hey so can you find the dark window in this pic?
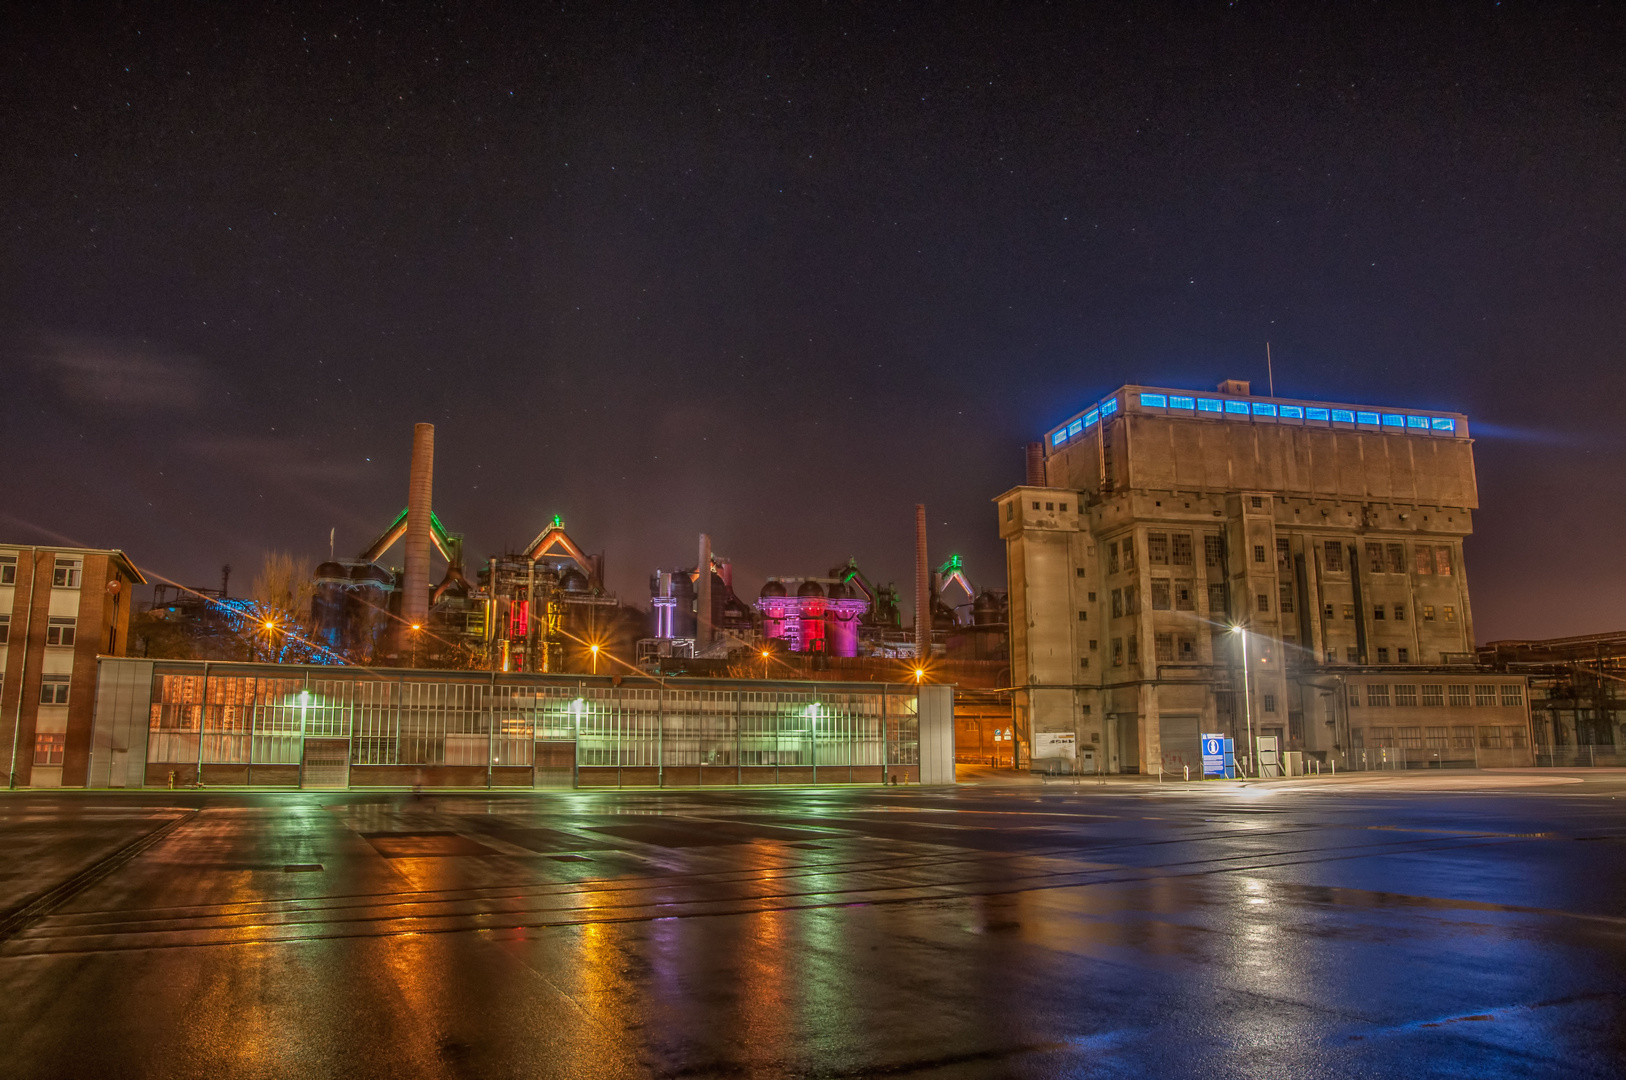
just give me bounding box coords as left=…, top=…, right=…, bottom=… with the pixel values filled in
left=0, top=555, right=15, bottom=585
left=1127, top=635, right=1138, bottom=663
left=1032, top=501, right=1040, bottom=510
left=1155, top=633, right=1175, bottom=661
left=38, top=676, right=69, bottom=705
left=1324, top=541, right=1345, bottom=572
left=1077, top=610, right=1088, bottom=622
left=1377, top=647, right=1390, bottom=663
left=1346, top=646, right=1359, bottom=662
left=1251, top=496, right=1263, bottom=508
left=1058, top=502, right=1067, bottom=512
left=1278, top=585, right=1294, bottom=614
left=1079, top=657, right=1090, bottom=669
left=1076, top=567, right=1086, bottom=578
left=1087, top=591, right=1096, bottom=601
left=1208, top=583, right=1228, bottom=615
left=1111, top=589, right=1123, bottom=619
left=1203, top=535, right=1225, bottom=570
left=0, top=615, right=8, bottom=645
left=1122, top=537, right=1136, bottom=570
left=1175, top=581, right=1195, bottom=611
left=1373, top=606, right=1385, bottom=621
left=1366, top=542, right=1384, bottom=573
left=1171, top=534, right=1194, bottom=566
left=46, top=617, right=76, bottom=646
left=1263, top=694, right=1277, bottom=714
left=1256, top=592, right=1269, bottom=613
left=52, top=559, right=82, bottom=588
left=1178, top=637, right=1196, bottom=660
left=1108, top=542, right=1119, bottom=574
left=1045, top=502, right=1054, bottom=511
left=1124, top=585, right=1139, bottom=614
left=1088, top=639, right=1097, bottom=650
left=1393, top=603, right=1405, bottom=622
left=1253, top=544, right=1266, bottom=563
left=1277, top=538, right=1291, bottom=568
left=1324, top=603, right=1335, bottom=619
left=1148, top=532, right=1169, bottom=564
left=1151, top=580, right=1171, bottom=610
left=1397, top=647, right=1409, bottom=663
left=1386, top=544, right=1406, bottom=574
left=1005, top=503, right=1013, bottom=521
left=1112, top=638, right=1124, bottom=666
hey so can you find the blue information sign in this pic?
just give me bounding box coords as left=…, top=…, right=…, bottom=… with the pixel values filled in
left=1201, top=733, right=1239, bottom=778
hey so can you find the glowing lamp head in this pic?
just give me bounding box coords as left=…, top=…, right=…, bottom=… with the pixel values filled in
left=590, top=644, right=600, bottom=654
left=264, top=621, right=276, bottom=631
left=411, top=623, right=421, bottom=631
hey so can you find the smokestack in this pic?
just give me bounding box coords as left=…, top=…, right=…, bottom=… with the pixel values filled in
left=1025, top=442, right=1046, bottom=486
left=401, top=422, right=434, bottom=650
left=696, top=533, right=713, bottom=650
left=914, top=504, right=930, bottom=662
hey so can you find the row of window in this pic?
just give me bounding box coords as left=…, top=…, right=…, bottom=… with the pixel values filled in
left=1352, top=725, right=1526, bottom=750
left=0, top=555, right=83, bottom=588
left=1322, top=541, right=1451, bottom=576
left=0, top=616, right=78, bottom=647
left=1048, top=394, right=1459, bottom=446
left=1351, top=683, right=1523, bottom=708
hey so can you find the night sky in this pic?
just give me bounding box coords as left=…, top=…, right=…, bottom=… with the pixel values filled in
left=3, top=3, right=1623, bottom=641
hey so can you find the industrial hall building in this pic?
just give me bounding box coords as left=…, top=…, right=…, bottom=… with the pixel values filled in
left=997, top=379, right=1533, bottom=775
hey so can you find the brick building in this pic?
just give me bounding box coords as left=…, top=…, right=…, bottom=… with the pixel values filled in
left=0, top=546, right=145, bottom=787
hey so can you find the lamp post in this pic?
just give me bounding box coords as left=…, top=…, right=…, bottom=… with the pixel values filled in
left=1232, top=625, right=1256, bottom=777
left=590, top=643, right=600, bottom=675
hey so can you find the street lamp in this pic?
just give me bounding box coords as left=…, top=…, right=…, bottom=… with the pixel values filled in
left=590, top=643, right=600, bottom=674
left=1231, top=625, right=1256, bottom=777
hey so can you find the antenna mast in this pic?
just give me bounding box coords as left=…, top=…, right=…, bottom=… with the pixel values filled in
left=1266, top=342, right=1275, bottom=397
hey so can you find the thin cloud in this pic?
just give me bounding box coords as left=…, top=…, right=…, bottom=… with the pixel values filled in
left=41, top=333, right=210, bottom=411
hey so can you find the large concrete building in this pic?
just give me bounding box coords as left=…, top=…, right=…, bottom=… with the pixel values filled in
left=0, top=545, right=145, bottom=787
left=999, top=380, right=1531, bottom=774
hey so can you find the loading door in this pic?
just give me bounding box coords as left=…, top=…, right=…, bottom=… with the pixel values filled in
left=300, top=738, right=351, bottom=789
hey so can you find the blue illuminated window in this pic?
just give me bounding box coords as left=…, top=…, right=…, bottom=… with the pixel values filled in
left=1139, top=393, right=1168, bottom=408
left=1197, top=398, right=1223, bottom=413
left=1405, top=415, right=1428, bottom=429
left=1052, top=430, right=1067, bottom=446
left=1278, top=405, right=1303, bottom=419
left=1069, top=419, right=1083, bottom=436
left=1356, top=411, right=1380, bottom=425
left=1084, top=409, right=1100, bottom=426
left=1224, top=400, right=1250, bottom=415
left=1331, top=409, right=1355, bottom=424
left=1252, top=402, right=1277, bottom=417
left=1381, top=414, right=1404, bottom=427
left=1431, top=417, right=1455, bottom=432
left=1100, top=398, right=1118, bottom=416
left=1170, top=395, right=1196, bottom=410
left=1306, top=407, right=1330, bottom=421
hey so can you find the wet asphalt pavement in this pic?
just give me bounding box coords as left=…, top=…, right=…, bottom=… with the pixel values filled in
left=0, top=772, right=1623, bottom=1079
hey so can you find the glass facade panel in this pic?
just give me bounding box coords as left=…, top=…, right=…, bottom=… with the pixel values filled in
left=142, top=664, right=918, bottom=778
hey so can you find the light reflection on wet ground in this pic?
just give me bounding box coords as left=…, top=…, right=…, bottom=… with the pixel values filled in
left=0, top=776, right=1623, bottom=1078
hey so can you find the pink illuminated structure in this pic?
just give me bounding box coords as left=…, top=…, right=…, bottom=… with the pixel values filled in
left=755, top=577, right=869, bottom=657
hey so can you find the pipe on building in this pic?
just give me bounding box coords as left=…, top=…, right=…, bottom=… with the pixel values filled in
left=914, top=505, right=930, bottom=661
left=401, top=423, right=434, bottom=651
left=1025, top=442, right=1046, bottom=486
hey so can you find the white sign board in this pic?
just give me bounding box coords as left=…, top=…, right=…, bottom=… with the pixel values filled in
left=1033, top=731, right=1077, bottom=759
